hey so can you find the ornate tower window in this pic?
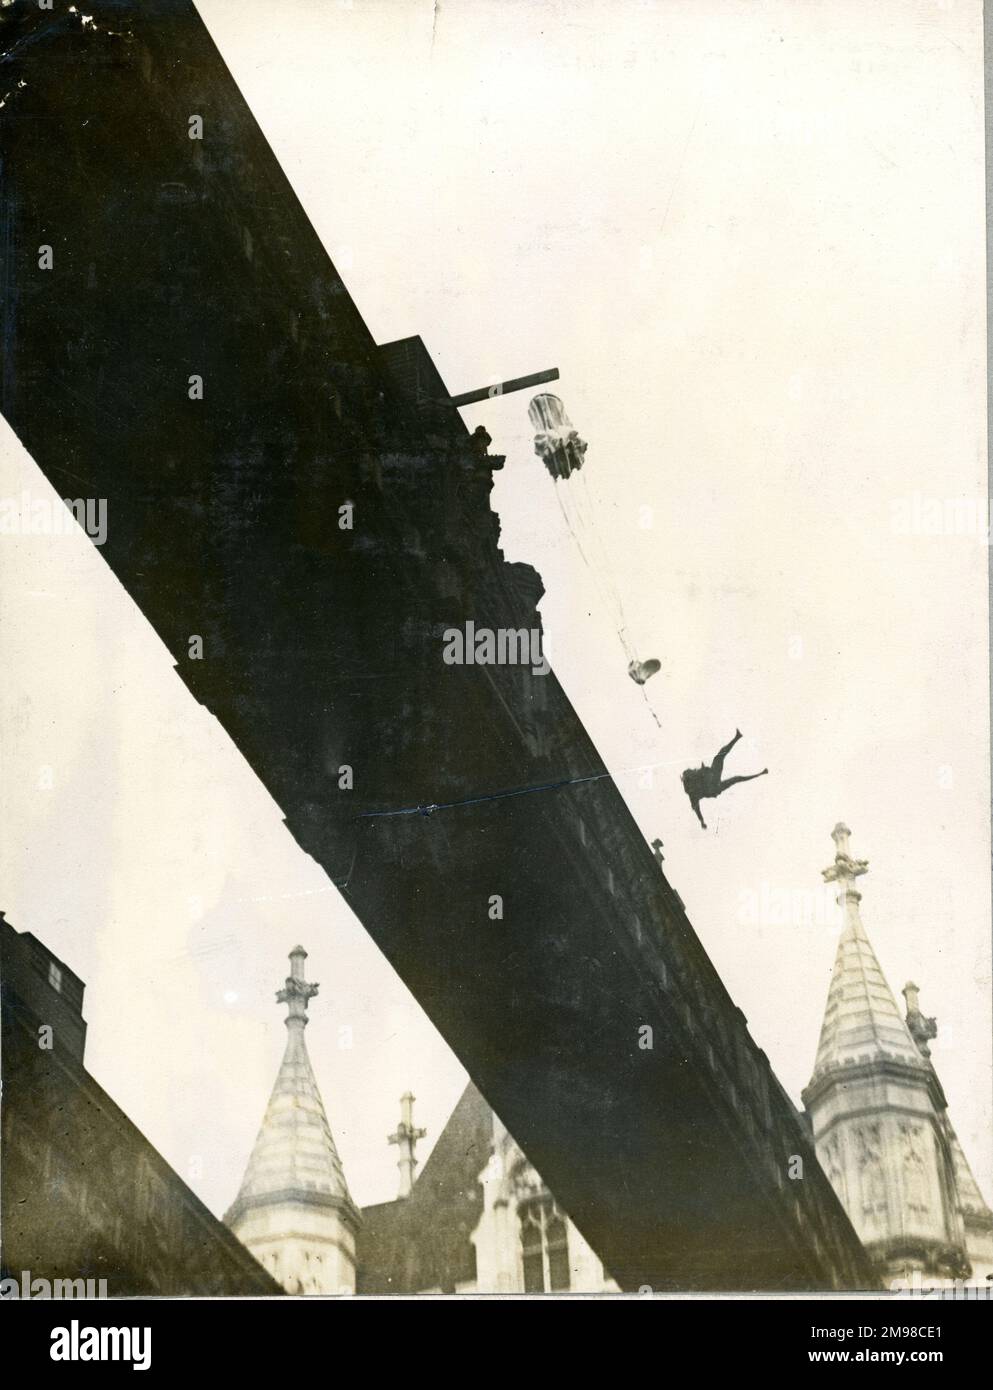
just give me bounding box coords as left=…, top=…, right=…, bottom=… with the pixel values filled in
left=855, top=1125, right=888, bottom=1232
left=519, top=1195, right=570, bottom=1292
left=824, top=1134, right=848, bottom=1209
left=899, top=1124, right=931, bottom=1216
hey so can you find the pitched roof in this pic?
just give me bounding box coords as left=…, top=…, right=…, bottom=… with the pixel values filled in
left=945, top=1122, right=993, bottom=1224
left=356, top=1082, right=493, bottom=1293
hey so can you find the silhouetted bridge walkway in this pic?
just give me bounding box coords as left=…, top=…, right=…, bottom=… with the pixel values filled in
left=0, top=1, right=876, bottom=1290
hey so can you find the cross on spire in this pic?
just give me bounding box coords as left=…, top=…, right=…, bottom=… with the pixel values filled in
left=388, top=1091, right=427, bottom=1198
left=276, top=944, right=319, bottom=1028
left=822, top=822, right=869, bottom=906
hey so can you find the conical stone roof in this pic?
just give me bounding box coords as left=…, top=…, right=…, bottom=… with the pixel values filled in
left=812, top=905, right=926, bottom=1078
left=809, top=825, right=927, bottom=1083
left=225, top=946, right=356, bottom=1226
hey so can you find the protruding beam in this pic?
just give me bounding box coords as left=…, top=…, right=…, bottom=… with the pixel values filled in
left=450, top=368, right=559, bottom=408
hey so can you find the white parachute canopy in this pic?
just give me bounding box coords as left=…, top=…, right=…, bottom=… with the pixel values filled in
left=529, top=392, right=587, bottom=480
left=529, top=393, right=661, bottom=692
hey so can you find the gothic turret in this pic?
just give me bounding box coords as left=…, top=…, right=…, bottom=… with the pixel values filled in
left=224, top=947, right=360, bottom=1294
left=802, top=825, right=974, bottom=1284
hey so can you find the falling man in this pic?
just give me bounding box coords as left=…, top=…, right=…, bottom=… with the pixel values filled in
left=680, top=729, right=768, bottom=830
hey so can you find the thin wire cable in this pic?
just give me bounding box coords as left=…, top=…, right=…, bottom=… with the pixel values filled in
left=551, top=469, right=663, bottom=728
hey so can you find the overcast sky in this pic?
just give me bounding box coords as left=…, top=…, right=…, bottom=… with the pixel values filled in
left=1, top=0, right=989, bottom=1220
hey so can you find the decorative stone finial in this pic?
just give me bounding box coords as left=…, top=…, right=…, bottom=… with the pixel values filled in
left=823, top=822, right=869, bottom=904
left=903, top=981, right=938, bottom=1057
left=388, top=1091, right=427, bottom=1198
left=276, top=946, right=319, bottom=1028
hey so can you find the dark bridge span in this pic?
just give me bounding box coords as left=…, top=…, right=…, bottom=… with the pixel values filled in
left=0, top=2, right=875, bottom=1290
